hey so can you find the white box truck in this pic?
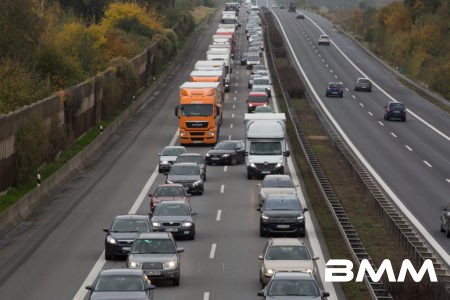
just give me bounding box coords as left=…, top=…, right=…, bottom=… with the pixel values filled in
left=244, top=113, right=290, bottom=179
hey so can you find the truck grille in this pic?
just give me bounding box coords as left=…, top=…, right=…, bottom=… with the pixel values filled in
left=254, top=163, right=277, bottom=171
left=186, top=121, right=208, bottom=128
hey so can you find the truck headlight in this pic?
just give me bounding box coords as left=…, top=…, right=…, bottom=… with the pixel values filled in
left=164, top=260, right=177, bottom=269
left=128, top=261, right=142, bottom=268
left=182, top=222, right=193, bottom=227
left=208, top=131, right=215, bottom=136
left=180, top=132, right=187, bottom=137
left=275, top=163, right=282, bottom=168
left=106, top=235, right=117, bottom=244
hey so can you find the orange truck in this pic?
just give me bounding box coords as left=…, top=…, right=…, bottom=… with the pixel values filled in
left=190, top=70, right=227, bottom=98
left=175, top=82, right=222, bottom=145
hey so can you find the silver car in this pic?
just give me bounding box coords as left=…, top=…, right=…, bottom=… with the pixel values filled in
left=258, top=238, right=318, bottom=286
left=252, top=76, right=271, bottom=97
left=258, top=174, right=297, bottom=206
left=127, top=232, right=184, bottom=286
left=158, top=146, right=186, bottom=173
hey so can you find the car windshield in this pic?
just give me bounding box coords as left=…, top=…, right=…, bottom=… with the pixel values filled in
left=329, top=84, right=341, bottom=89
left=154, top=186, right=186, bottom=197
left=180, top=104, right=213, bottom=116
left=249, top=95, right=267, bottom=103
left=176, top=155, right=205, bottom=164
left=248, top=55, right=260, bottom=61
left=390, top=103, right=404, bottom=109
left=170, top=165, right=199, bottom=175
left=268, top=279, right=319, bottom=296
left=110, top=219, right=150, bottom=232
left=154, top=204, right=190, bottom=216
left=253, top=78, right=270, bottom=85
left=264, top=198, right=301, bottom=211
left=95, top=275, right=144, bottom=291
left=250, top=142, right=281, bottom=155
left=358, top=78, right=370, bottom=83
left=263, top=177, right=294, bottom=188
left=131, top=238, right=175, bottom=254
left=162, top=147, right=185, bottom=156
left=266, top=246, right=311, bottom=260
left=214, top=142, right=237, bottom=150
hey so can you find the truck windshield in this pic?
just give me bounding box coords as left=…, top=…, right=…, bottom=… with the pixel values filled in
left=181, top=104, right=213, bottom=116
left=250, top=142, right=282, bottom=155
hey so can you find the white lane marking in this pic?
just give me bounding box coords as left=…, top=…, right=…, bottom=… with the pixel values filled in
left=345, top=88, right=349, bottom=92
left=209, top=244, right=217, bottom=259
left=204, top=292, right=210, bottom=300
left=220, top=184, right=225, bottom=193
left=368, top=111, right=373, bottom=117
left=216, top=210, right=222, bottom=221
left=330, top=69, right=333, bottom=73
left=405, top=145, right=413, bottom=151
left=230, top=123, right=233, bottom=128
left=390, top=132, right=397, bottom=138
left=234, top=90, right=238, bottom=94
left=228, top=134, right=231, bottom=140
left=424, top=160, right=432, bottom=168
left=325, top=64, right=329, bottom=68
left=233, top=104, right=236, bottom=109
left=446, top=179, right=450, bottom=183
left=334, top=75, right=338, bottom=79
left=359, top=102, right=364, bottom=107
left=378, top=121, right=384, bottom=126
left=234, top=96, right=237, bottom=101
left=232, top=113, right=235, bottom=118
left=224, top=165, right=228, bottom=172
left=351, top=95, right=356, bottom=99
left=73, top=131, right=179, bottom=299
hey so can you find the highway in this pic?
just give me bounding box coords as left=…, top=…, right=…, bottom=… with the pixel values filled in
left=1, top=3, right=448, bottom=300
left=0, top=6, right=338, bottom=300
left=270, top=7, right=450, bottom=259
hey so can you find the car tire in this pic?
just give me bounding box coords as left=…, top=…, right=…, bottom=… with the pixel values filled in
left=402, top=117, right=406, bottom=122
left=298, top=230, right=306, bottom=238
left=173, top=278, right=180, bottom=286
left=259, top=227, right=265, bottom=237
left=339, top=94, right=343, bottom=98
left=247, top=171, right=252, bottom=179
left=189, top=233, right=195, bottom=240
left=105, top=252, right=113, bottom=260
left=440, top=225, right=445, bottom=232
left=446, top=227, right=450, bottom=238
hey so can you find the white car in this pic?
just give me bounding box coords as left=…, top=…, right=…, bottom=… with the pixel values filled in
left=258, top=174, right=297, bottom=206
left=318, top=34, right=330, bottom=45
left=252, top=76, right=272, bottom=97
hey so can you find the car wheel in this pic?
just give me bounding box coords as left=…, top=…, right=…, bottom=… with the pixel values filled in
left=446, top=227, right=450, bottom=238
left=384, top=115, right=389, bottom=121
left=402, top=117, right=406, bottom=122
left=203, top=174, right=206, bottom=182
left=339, top=94, right=343, bottom=98
left=247, top=171, right=252, bottom=179
left=105, top=252, right=113, bottom=260
left=189, top=233, right=195, bottom=240
left=298, top=230, right=306, bottom=237
left=173, top=278, right=180, bottom=286
left=440, top=225, right=445, bottom=232
left=259, top=227, right=265, bottom=237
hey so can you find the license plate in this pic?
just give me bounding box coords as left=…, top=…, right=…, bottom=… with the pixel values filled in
left=261, top=171, right=271, bottom=174
left=393, top=111, right=400, bottom=113
left=193, top=141, right=201, bottom=144
left=145, top=271, right=161, bottom=276
left=166, top=228, right=178, bottom=232
left=122, top=247, right=131, bottom=252
left=212, top=157, right=220, bottom=160
left=277, top=224, right=290, bottom=229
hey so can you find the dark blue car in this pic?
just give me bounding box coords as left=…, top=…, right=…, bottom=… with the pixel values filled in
left=384, top=101, right=406, bottom=122
left=325, top=82, right=343, bottom=98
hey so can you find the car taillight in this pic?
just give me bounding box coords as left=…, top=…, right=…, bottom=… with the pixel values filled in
left=340, top=87, right=343, bottom=91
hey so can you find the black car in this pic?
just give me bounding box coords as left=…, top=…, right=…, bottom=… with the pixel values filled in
left=384, top=101, right=406, bottom=121
left=241, top=52, right=248, bottom=65
left=205, top=140, right=246, bottom=165
left=257, top=194, right=308, bottom=237
left=325, top=82, right=343, bottom=98
left=354, top=77, right=372, bottom=92
left=86, top=268, right=155, bottom=300
left=175, top=153, right=207, bottom=181
left=150, top=200, right=197, bottom=240
left=166, top=162, right=204, bottom=195
left=103, top=215, right=152, bottom=260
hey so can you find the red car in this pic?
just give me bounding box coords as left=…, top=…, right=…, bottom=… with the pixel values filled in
left=247, top=91, right=269, bottom=113
left=148, top=183, right=190, bottom=212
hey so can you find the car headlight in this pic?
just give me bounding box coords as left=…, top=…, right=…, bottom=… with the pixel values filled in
left=205, top=153, right=210, bottom=157
left=166, top=180, right=174, bottom=184
left=297, top=215, right=305, bottom=222
left=222, top=153, right=230, bottom=157
left=164, top=260, right=177, bottom=268
left=106, top=235, right=117, bottom=244
left=250, top=162, right=256, bottom=168
left=275, top=163, right=282, bottom=168
left=261, top=214, right=269, bottom=220
left=152, top=222, right=161, bottom=227
left=265, top=269, right=274, bottom=276
left=307, top=269, right=313, bottom=274
left=128, top=261, right=142, bottom=268
left=160, top=160, right=169, bottom=164
left=193, top=180, right=202, bottom=187
left=182, top=222, right=193, bottom=227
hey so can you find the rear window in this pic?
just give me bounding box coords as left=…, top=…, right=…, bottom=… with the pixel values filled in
left=390, top=103, right=405, bottom=109
left=249, top=95, right=268, bottom=103
left=263, top=177, right=294, bottom=188
left=358, top=78, right=371, bottom=83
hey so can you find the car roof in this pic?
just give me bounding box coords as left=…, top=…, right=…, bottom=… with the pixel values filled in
left=328, top=82, right=342, bottom=85
left=272, top=271, right=314, bottom=280
left=158, top=200, right=189, bottom=206
left=171, top=162, right=199, bottom=167
left=267, top=237, right=305, bottom=246
left=178, top=153, right=202, bottom=157
left=263, top=174, right=293, bottom=182
left=99, top=268, right=145, bottom=276
left=155, top=183, right=185, bottom=188
left=266, top=194, right=300, bottom=201
left=217, top=139, right=244, bottom=143
left=163, top=145, right=185, bottom=150
left=136, top=232, right=172, bottom=239
left=114, top=215, right=150, bottom=220
left=249, top=92, right=268, bottom=96
left=320, top=34, right=329, bottom=38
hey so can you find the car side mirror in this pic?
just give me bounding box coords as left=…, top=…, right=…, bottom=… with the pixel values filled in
left=216, top=106, right=221, bottom=116
left=148, top=193, right=153, bottom=197
left=103, top=228, right=109, bottom=233
left=257, top=207, right=261, bottom=212
left=257, top=254, right=263, bottom=260
left=313, top=256, right=320, bottom=260
left=322, top=291, right=330, bottom=298
left=147, top=284, right=156, bottom=290
left=174, top=105, right=179, bottom=118
left=157, top=153, right=161, bottom=156
left=192, top=211, right=198, bottom=216
left=303, top=208, right=308, bottom=213
left=284, top=150, right=290, bottom=157
left=85, top=286, right=93, bottom=291
left=177, top=247, right=185, bottom=253
left=257, top=290, right=265, bottom=296
left=187, top=193, right=192, bottom=197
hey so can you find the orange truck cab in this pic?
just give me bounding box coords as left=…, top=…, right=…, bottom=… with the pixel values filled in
left=175, top=82, right=222, bottom=145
